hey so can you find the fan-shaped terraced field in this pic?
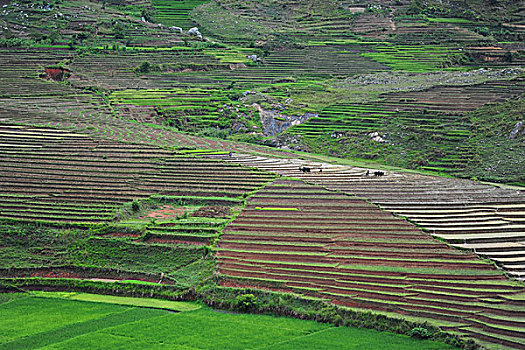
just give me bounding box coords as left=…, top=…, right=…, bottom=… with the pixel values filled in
left=215, top=153, right=525, bottom=282
left=217, top=179, right=525, bottom=349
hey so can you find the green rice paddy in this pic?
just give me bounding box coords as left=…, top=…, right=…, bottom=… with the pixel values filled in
left=0, top=294, right=457, bottom=349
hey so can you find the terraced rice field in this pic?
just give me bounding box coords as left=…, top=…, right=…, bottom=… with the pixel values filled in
left=0, top=123, right=274, bottom=224
left=152, top=0, right=209, bottom=29
left=143, top=217, right=226, bottom=246
left=110, top=87, right=248, bottom=130
left=217, top=178, right=525, bottom=349
left=192, top=0, right=361, bottom=45
left=288, top=77, right=525, bottom=173
left=0, top=0, right=184, bottom=47
left=1, top=1, right=524, bottom=348
left=0, top=48, right=295, bottom=159
left=391, top=18, right=485, bottom=45
left=0, top=123, right=275, bottom=283
left=218, top=154, right=525, bottom=281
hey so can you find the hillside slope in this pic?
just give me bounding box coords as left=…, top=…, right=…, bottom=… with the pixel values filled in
left=0, top=1, right=524, bottom=349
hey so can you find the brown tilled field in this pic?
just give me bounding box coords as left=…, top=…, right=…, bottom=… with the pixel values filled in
left=217, top=179, right=525, bottom=349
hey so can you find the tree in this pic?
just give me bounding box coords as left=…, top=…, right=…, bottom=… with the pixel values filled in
left=113, top=21, right=125, bottom=39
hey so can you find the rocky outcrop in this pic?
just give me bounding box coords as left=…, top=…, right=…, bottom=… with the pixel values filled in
left=188, top=27, right=203, bottom=40
left=247, top=54, right=261, bottom=63
left=368, top=131, right=387, bottom=143
left=254, top=103, right=316, bottom=136
left=169, top=26, right=183, bottom=33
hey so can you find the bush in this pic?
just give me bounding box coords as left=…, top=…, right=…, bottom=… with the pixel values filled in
left=408, top=326, right=432, bottom=339
left=131, top=201, right=140, bottom=212
left=113, top=22, right=125, bottom=39
left=135, top=61, right=160, bottom=74
left=234, top=293, right=259, bottom=312
left=406, top=0, right=423, bottom=15
left=0, top=37, right=32, bottom=48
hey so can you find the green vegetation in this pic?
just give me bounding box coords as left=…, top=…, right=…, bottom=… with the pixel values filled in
left=110, top=87, right=260, bottom=134
left=32, top=292, right=201, bottom=311
left=0, top=224, right=203, bottom=275
left=0, top=294, right=459, bottom=349
left=152, top=0, right=209, bottom=28
left=464, top=96, right=525, bottom=183
left=74, top=236, right=203, bottom=274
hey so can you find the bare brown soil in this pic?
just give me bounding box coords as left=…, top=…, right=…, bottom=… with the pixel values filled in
left=138, top=205, right=186, bottom=220
left=192, top=206, right=231, bottom=218
left=217, top=179, right=525, bottom=344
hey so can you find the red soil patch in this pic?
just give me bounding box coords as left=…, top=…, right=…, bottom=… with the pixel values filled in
left=144, top=237, right=206, bottom=246
left=103, top=232, right=141, bottom=238
left=192, top=206, right=230, bottom=218
left=30, top=271, right=83, bottom=279
left=40, top=67, right=70, bottom=81
left=138, top=205, right=185, bottom=219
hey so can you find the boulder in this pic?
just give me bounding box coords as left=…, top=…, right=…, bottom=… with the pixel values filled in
left=188, top=27, right=203, bottom=40
left=510, top=121, right=524, bottom=139
left=169, top=26, right=183, bottom=33
left=247, top=54, right=260, bottom=62
left=368, top=131, right=387, bottom=143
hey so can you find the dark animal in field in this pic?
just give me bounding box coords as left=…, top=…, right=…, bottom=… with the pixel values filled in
left=299, top=166, right=311, bottom=173
left=374, top=171, right=385, bottom=177
left=365, top=170, right=370, bottom=176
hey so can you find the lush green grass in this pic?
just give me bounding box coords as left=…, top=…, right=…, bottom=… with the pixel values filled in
left=0, top=224, right=209, bottom=281
left=0, top=296, right=167, bottom=350
left=0, top=296, right=134, bottom=345
left=260, top=326, right=452, bottom=350
left=0, top=295, right=458, bottom=349
left=426, top=17, right=474, bottom=24
left=32, top=292, right=201, bottom=312
left=361, top=45, right=466, bottom=72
